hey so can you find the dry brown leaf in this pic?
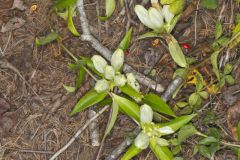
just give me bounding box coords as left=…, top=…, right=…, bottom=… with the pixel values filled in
left=1, top=17, right=26, bottom=32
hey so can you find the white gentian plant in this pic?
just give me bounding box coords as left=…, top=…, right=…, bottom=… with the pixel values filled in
left=135, top=0, right=188, bottom=68
left=63, top=29, right=196, bottom=160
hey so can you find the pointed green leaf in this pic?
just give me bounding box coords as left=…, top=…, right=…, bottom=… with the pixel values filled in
left=119, top=84, right=143, bottom=101
left=156, top=114, right=196, bottom=132
left=70, top=89, right=108, bottom=116
left=104, top=100, right=119, bottom=138
left=76, top=67, right=86, bottom=88
left=99, top=0, right=116, bottom=21
left=149, top=138, right=173, bottom=160
left=67, top=6, right=80, bottom=36
left=144, top=93, right=175, bottom=117
left=211, top=51, right=220, bottom=80
left=121, top=144, right=142, bottom=160
left=215, top=20, right=222, bottom=39
left=119, top=28, right=132, bottom=51
left=167, top=35, right=187, bottom=67
left=112, top=93, right=140, bottom=122
left=178, top=124, right=197, bottom=144
left=199, top=137, right=218, bottom=145
left=137, top=32, right=162, bottom=40
left=35, top=32, right=58, bottom=46
left=63, top=85, right=76, bottom=93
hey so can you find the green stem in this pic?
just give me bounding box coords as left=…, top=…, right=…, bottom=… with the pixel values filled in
left=60, top=43, right=98, bottom=81
left=60, top=43, right=78, bottom=62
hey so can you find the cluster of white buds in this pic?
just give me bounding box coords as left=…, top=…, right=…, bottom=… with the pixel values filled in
left=134, top=104, right=174, bottom=149
left=91, top=48, right=140, bottom=93
left=134, top=0, right=176, bottom=33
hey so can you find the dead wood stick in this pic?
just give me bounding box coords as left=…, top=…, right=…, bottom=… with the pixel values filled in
left=49, top=105, right=110, bottom=160
left=76, top=0, right=164, bottom=93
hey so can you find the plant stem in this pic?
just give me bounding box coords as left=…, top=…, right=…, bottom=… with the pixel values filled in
left=60, top=43, right=99, bottom=81
left=60, top=43, right=78, bottom=62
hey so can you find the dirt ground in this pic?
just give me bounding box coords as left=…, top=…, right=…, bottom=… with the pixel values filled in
left=0, top=0, right=240, bottom=159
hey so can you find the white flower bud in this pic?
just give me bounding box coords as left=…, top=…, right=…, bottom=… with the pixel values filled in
left=134, top=132, right=150, bottom=149
left=148, top=7, right=164, bottom=30
left=162, top=5, right=174, bottom=24
left=158, top=126, right=174, bottom=134
left=111, top=49, right=124, bottom=71
left=134, top=5, right=156, bottom=30
left=91, top=55, right=107, bottom=73
left=114, top=74, right=127, bottom=87
left=126, top=73, right=140, bottom=91
left=94, top=79, right=109, bottom=93
left=140, top=104, right=153, bottom=123
left=104, top=65, right=115, bottom=80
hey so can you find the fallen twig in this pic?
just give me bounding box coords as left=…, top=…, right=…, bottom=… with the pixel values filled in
left=49, top=105, right=110, bottom=160
left=76, top=0, right=164, bottom=93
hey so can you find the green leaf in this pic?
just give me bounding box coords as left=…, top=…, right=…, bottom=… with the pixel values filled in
left=225, top=75, right=235, bottom=85
left=119, top=84, right=143, bottom=101
left=67, top=6, right=80, bottom=36
left=198, top=145, right=212, bottom=159
left=237, top=122, right=240, bottom=142
left=165, top=14, right=181, bottom=33
left=144, top=93, right=175, bottom=117
left=99, top=0, right=116, bottom=20
left=211, top=51, right=220, bottom=80
left=174, top=101, right=188, bottom=108
left=103, top=100, right=119, bottom=138
left=137, top=32, right=162, bottom=40
left=70, top=89, right=108, bottom=116
left=149, top=138, right=173, bottom=160
left=215, top=20, right=222, bottom=39
left=119, top=28, right=132, bottom=52
left=201, top=0, right=218, bottom=10
left=199, top=137, right=218, bottom=145
left=169, top=0, right=185, bottom=15
left=76, top=67, right=86, bottom=88
left=178, top=124, right=197, bottom=144
left=98, top=98, right=112, bottom=107
left=224, top=63, right=233, bottom=75
left=112, top=93, right=140, bottom=122
left=188, top=93, right=202, bottom=106
left=167, top=35, right=187, bottom=67
left=232, top=22, right=240, bottom=36
left=156, top=114, right=196, bottom=132
left=208, top=128, right=221, bottom=140
left=35, top=32, right=58, bottom=46
left=63, top=85, right=76, bottom=93
left=173, top=68, right=187, bottom=79
left=53, top=0, right=76, bottom=9
left=198, top=91, right=208, bottom=99
left=121, top=144, right=142, bottom=160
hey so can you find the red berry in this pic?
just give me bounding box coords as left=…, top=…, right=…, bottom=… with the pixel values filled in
left=181, top=43, right=191, bottom=49
left=124, top=49, right=130, bottom=56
